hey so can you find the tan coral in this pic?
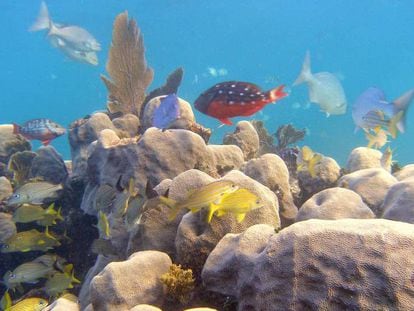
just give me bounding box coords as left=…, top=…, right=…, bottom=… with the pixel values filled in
left=101, top=11, right=154, bottom=116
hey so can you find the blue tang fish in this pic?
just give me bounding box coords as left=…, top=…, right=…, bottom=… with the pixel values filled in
left=152, top=94, right=181, bottom=129
left=352, top=87, right=414, bottom=138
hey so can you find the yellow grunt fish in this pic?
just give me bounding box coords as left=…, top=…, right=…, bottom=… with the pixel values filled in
left=207, top=188, right=264, bottom=223
left=45, top=264, right=81, bottom=297
left=297, top=146, right=323, bottom=178
left=96, top=211, right=111, bottom=239
left=12, top=203, right=60, bottom=224
left=36, top=206, right=64, bottom=226
left=1, top=227, right=61, bottom=253
left=159, top=180, right=239, bottom=220
left=1, top=291, right=48, bottom=311
left=7, top=182, right=63, bottom=206
left=3, top=262, right=55, bottom=290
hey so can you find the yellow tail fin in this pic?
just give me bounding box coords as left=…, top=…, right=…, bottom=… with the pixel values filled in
left=308, top=154, right=322, bottom=178
left=388, top=111, right=404, bottom=139
left=207, top=203, right=220, bottom=223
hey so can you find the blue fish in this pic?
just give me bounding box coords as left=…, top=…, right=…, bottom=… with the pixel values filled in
left=352, top=87, right=414, bottom=138
left=152, top=94, right=180, bottom=129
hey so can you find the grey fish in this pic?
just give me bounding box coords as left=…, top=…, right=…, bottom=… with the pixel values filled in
left=294, top=51, right=347, bottom=116
left=7, top=181, right=63, bottom=206
left=30, top=1, right=100, bottom=64
left=3, top=262, right=55, bottom=289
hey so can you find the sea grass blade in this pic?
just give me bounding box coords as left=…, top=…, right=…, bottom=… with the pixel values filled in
left=101, top=11, right=154, bottom=116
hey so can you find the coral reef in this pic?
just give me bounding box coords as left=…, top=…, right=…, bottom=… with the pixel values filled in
left=296, top=187, right=375, bottom=221
left=161, top=264, right=195, bottom=304
left=101, top=11, right=154, bottom=117
left=274, top=123, right=306, bottom=151
left=203, top=220, right=414, bottom=310
left=223, top=121, right=259, bottom=160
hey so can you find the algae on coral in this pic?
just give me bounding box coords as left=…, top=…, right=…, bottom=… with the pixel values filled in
left=101, top=11, right=154, bottom=117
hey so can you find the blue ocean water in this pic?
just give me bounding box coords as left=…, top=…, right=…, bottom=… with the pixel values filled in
left=1, top=0, right=413, bottom=165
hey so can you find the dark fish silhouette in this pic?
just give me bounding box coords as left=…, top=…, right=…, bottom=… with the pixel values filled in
left=152, top=94, right=180, bottom=129
left=194, top=81, right=287, bottom=125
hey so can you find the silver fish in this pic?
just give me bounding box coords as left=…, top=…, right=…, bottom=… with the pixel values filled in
left=7, top=181, right=63, bottom=206
left=294, top=51, right=347, bottom=116
left=30, top=1, right=100, bottom=64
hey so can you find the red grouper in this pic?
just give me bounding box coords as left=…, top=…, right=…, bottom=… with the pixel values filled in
left=13, top=118, right=66, bottom=146
left=194, top=81, right=288, bottom=125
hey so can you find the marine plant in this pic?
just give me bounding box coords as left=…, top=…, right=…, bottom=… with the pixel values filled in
left=275, top=124, right=306, bottom=150
left=160, top=264, right=195, bottom=304
left=101, top=11, right=154, bottom=117
left=251, top=120, right=276, bottom=155
left=7, top=151, right=37, bottom=186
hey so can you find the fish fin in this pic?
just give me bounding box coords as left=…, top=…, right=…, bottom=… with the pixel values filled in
left=159, top=196, right=176, bottom=209
left=296, top=163, right=305, bottom=172
left=72, top=269, right=81, bottom=284
left=207, top=203, right=220, bottom=223
left=293, top=50, right=312, bottom=86
left=46, top=203, right=57, bottom=215
left=29, top=1, right=51, bottom=32
left=236, top=213, right=246, bottom=223
left=388, top=110, right=404, bottom=139
left=216, top=210, right=226, bottom=217
left=325, top=112, right=330, bottom=117
left=12, top=123, right=21, bottom=135
left=268, top=85, right=288, bottom=102
left=1, top=290, right=12, bottom=310
left=64, top=264, right=73, bottom=275
left=392, top=89, right=414, bottom=132
left=308, top=154, right=322, bottom=178
left=219, top=118, right=233, bottom=125
left=56, top=207, right=64, bottom=221
left=42, top=139, right=51, bottom=146
left=365, top=132, right=375, bottom=148
left=22, top=248, right=31, bottom=252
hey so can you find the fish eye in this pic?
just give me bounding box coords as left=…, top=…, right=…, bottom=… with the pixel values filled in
left=12, top=194, right=20, bottom=199
left=9, top=273, right=16, bottom=279
left=256, top=200, right=261, bottom=204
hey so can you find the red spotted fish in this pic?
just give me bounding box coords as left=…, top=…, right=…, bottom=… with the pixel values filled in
left=13, top=118, right=66, bottom=145
left=194, top=81, right=287, bottom=125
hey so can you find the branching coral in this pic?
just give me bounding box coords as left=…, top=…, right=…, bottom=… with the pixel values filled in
left=275, top=124, right=306, bottom=150
left=161, top=264, right=195, bottom=304
left=101, top=11, right=154, bottom=117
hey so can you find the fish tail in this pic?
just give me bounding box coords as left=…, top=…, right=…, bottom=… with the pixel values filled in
left=207, top=203, right=219, bottom=223
left=392, top=89, right=414, bottom=134
left=365, top=132, right=375, bottom=148
left=159, top=196, right=180, bottom=221
left=388, top=110, right=404, bottom=139
left=268, top=85, right=288, bottom=102
left=57, top=207, right=64, bottom=221
left=0, top=290, right=12, bottom=310
left=29, top=1, right=51, bottom=32
left=308, top=154, right=322, bottom=178
left=46, top=203, right=57, bottom=215
left=12, top=123, right=21, bottom=135
left=293, top=50, right=312, bottom=86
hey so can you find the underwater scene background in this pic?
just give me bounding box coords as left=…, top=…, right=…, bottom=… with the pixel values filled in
left=2, top=0, right=414, bottom=165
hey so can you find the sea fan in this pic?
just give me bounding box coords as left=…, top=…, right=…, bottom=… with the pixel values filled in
left=101, top=11, right=154, bottom=117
